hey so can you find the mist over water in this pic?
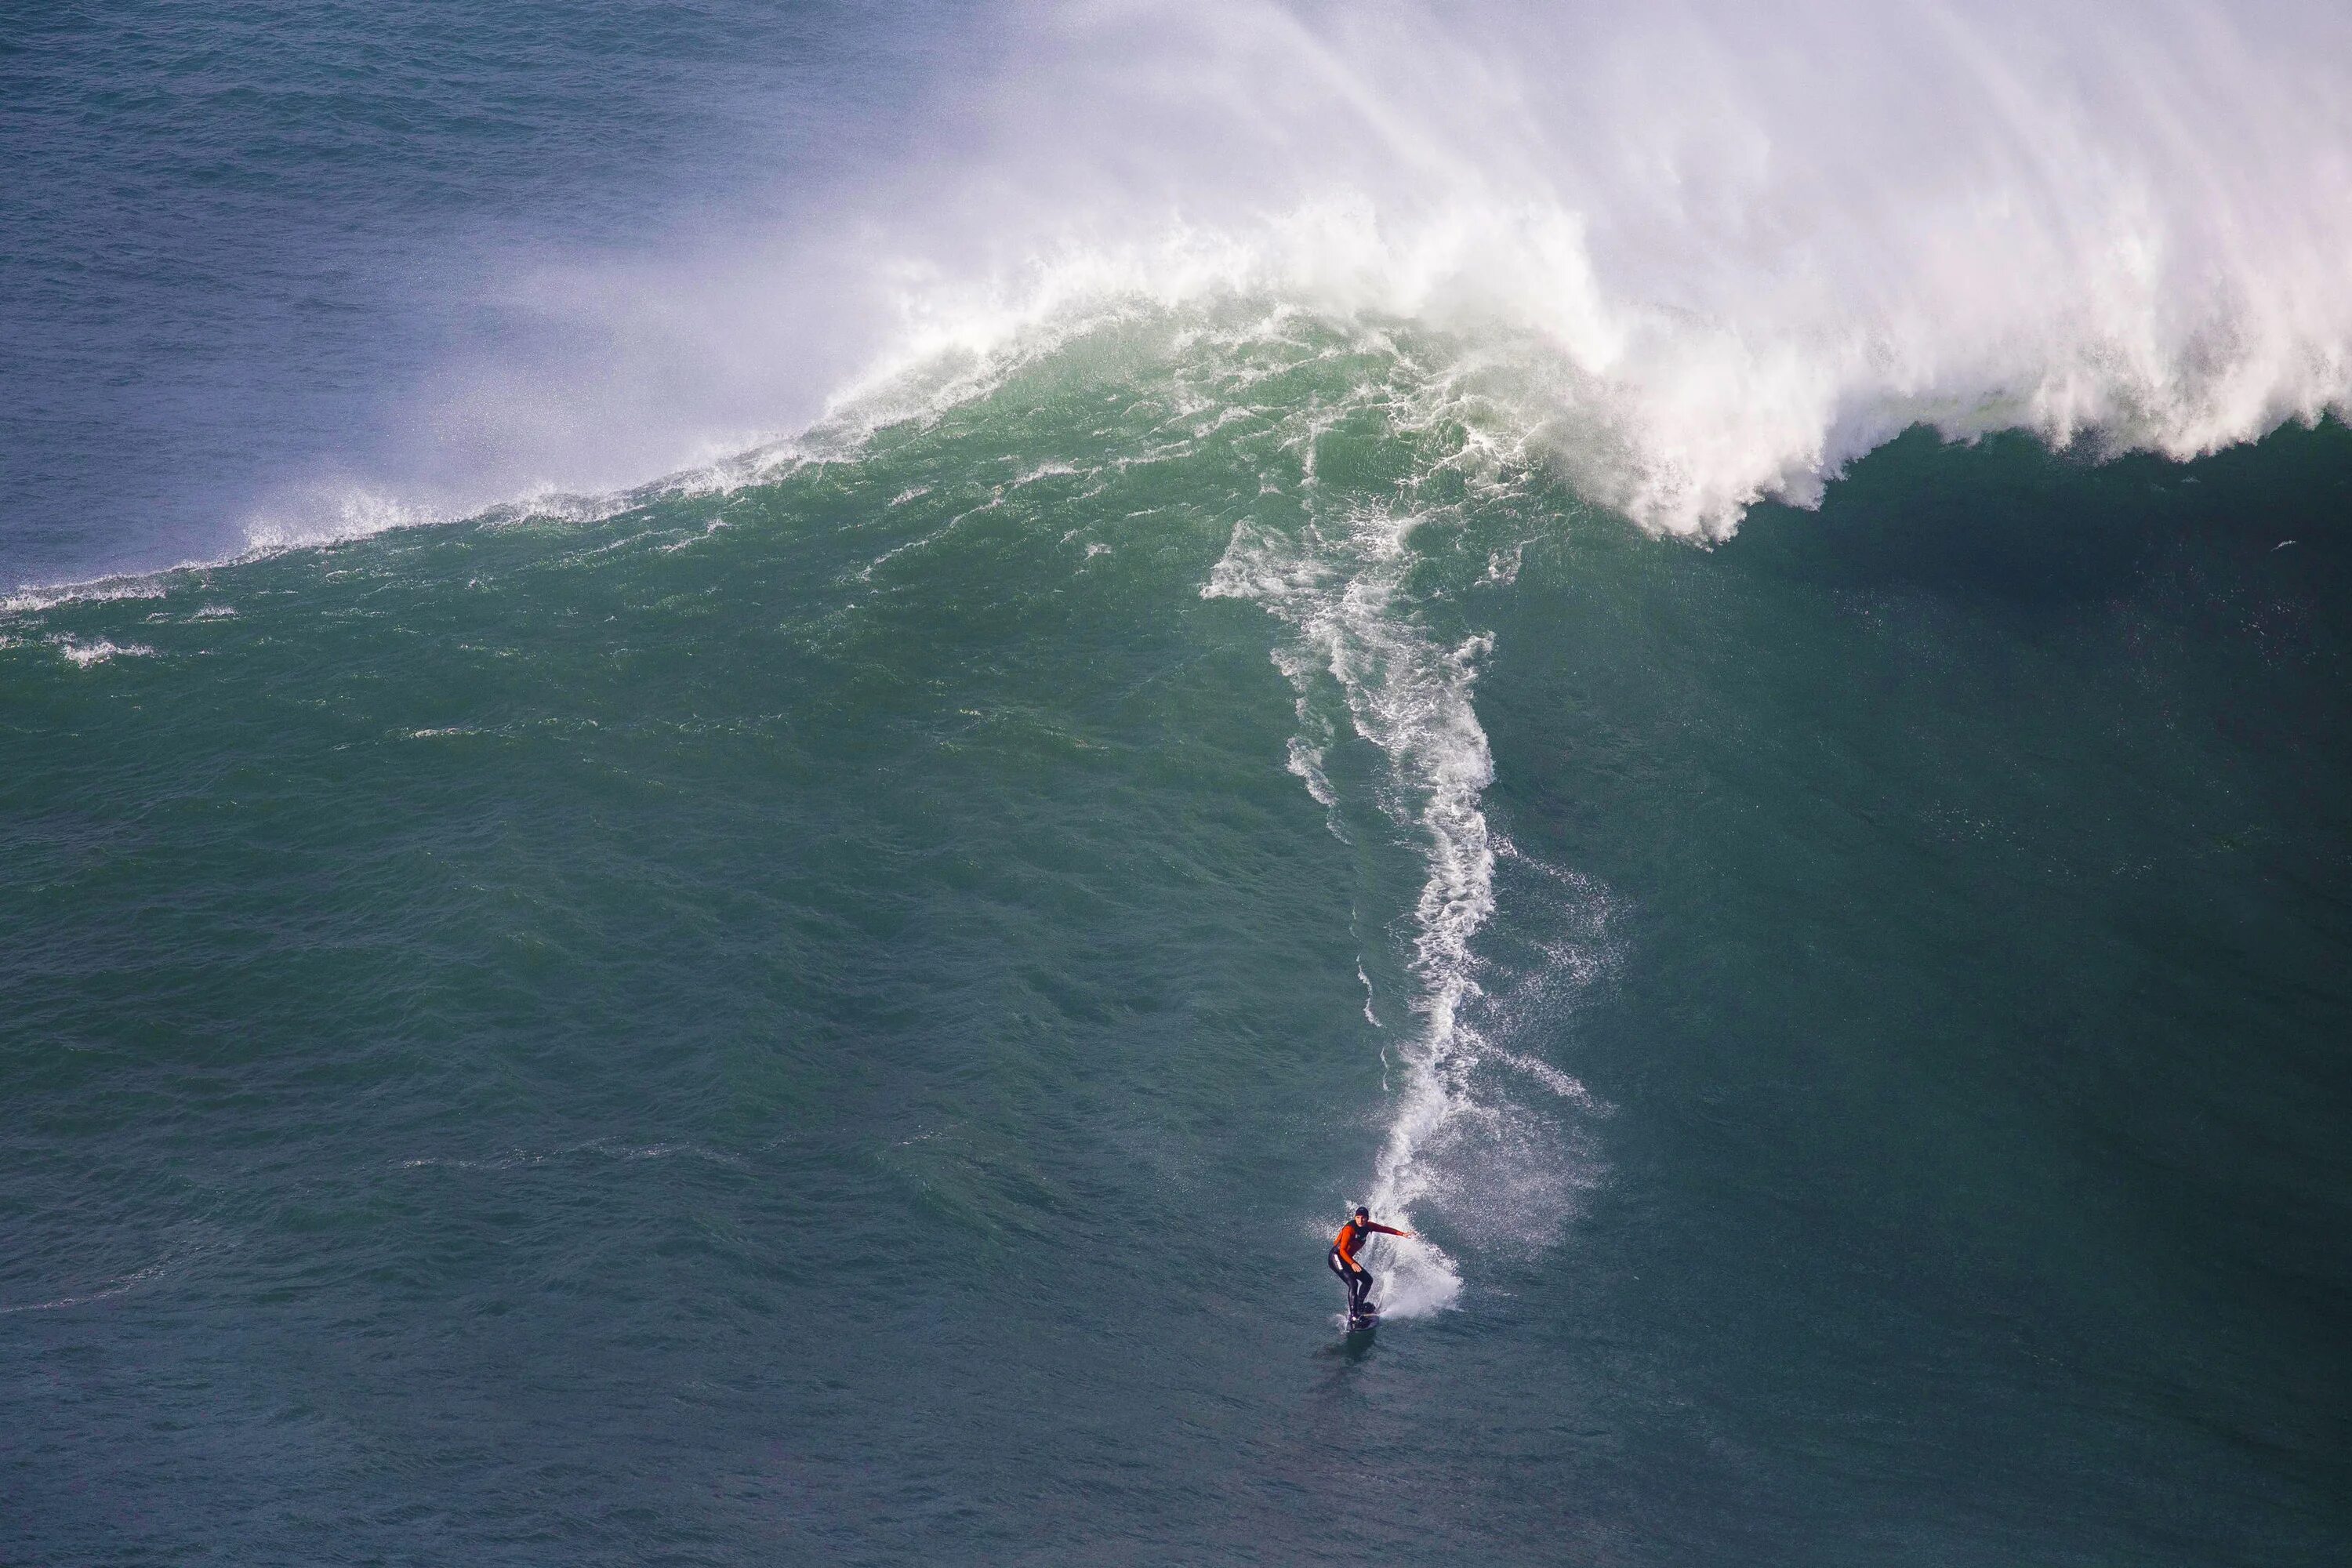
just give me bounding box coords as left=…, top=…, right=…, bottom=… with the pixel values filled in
left=10, top=1, right=2352, bottom=580
left=402, top=0, right=2352, bottom=550
left=0, top=0, right=986, bottom=581
left=4, top=4, right=2350, bottom=1564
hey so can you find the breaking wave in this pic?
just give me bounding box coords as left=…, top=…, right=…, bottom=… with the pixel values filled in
left=16, top=0, right=2350, bottom=1323
left=376, top=0, right=2352, bottom=554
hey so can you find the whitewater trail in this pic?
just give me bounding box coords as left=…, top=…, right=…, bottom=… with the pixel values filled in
left=1202, top=349, right=1606, bottom=1318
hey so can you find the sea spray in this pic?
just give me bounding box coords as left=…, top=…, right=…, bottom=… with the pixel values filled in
left=878, top=0, right=2352, bottom=534
left=318, top=0, right=2352, bottom=571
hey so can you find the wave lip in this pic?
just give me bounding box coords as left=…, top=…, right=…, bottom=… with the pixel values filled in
left=19, top=1, right=2351, bottom=596
left=761, top=0, right=2352, bottom=542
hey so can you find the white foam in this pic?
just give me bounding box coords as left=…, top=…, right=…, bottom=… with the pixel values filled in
left=1185, top=318, right=1632, bottom=1316
left=51, top=637, right=157, bottom=667
left=800, top=0, right=2352, bottom=538
left=657, top=517, right=730, bottom=554
left=15, top=1, right=2336, bottom=602
left=5, top=492, right=459, bottom=615
left=2, top=579, right=167, bottom=617
left=1208, top=437, right=1549, bottom=1315
left=239, top=486, right=445, bottom=556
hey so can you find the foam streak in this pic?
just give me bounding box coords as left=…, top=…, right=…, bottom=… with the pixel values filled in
left=1210, top=495, right=1504, bottom=1316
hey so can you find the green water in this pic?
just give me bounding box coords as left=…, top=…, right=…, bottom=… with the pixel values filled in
left=5, top=317, right=2347, bottom=1564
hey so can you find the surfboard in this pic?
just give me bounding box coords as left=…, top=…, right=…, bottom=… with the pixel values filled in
left=1345, top=1305, right=1380, bottom=1333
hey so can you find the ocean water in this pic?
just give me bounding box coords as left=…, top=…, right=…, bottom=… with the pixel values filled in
left=4, top=5, right=2349, bottom=1566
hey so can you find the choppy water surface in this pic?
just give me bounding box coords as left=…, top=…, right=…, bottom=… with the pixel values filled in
left=5, top=5, right=2350, bottom=1565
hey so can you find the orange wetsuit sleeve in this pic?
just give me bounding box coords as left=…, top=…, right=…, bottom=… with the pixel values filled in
left=1366, top=1224, right=1408, bottom=1237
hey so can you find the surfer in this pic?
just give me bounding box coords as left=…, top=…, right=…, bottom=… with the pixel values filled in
left=1328, top=1206, right=1412, bottom=1319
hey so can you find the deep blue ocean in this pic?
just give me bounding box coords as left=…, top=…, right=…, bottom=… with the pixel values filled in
left=5, top=4, right=2349, bottom=1564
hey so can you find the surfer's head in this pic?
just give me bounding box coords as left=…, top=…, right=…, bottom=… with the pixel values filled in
left=1354, top=1207, right=1370, bottom=1222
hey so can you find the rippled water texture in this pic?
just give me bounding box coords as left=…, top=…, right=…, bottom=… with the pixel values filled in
left=5, top=5, right=2350, bottom=1565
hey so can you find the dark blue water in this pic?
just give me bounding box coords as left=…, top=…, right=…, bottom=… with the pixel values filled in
left=4, top=5, right=2350, bottom=1565
left=0, top=0, right=980, bottom=583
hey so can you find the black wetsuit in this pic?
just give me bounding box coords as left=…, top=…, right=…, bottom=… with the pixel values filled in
left=1329, top=1218, right=1395, bottom=1314
left=1328, top=1243, right=1372, bottom=1312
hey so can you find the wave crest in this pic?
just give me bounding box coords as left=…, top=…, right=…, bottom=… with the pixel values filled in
left=812, top=0, right=2352, bottom=538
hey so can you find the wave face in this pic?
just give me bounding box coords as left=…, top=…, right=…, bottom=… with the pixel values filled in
left=11, top=296, right=2348, bottom=1566
left=1191, top=320, right=1613, bottom=1314
left=3, top=313, right=1643, bottom=1562
left=9, top=308, right=1616, bottom=1319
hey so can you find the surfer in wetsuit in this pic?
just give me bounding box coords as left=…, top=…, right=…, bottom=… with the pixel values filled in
left=1329, top=1206, right=1412, bottom=1318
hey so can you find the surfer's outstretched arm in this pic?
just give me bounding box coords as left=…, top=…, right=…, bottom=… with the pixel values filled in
left=1364, top=1223, right=1413, bottom=1239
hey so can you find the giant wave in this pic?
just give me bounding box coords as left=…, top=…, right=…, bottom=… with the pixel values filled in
left=368, top=0, right=2352, bottom=554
